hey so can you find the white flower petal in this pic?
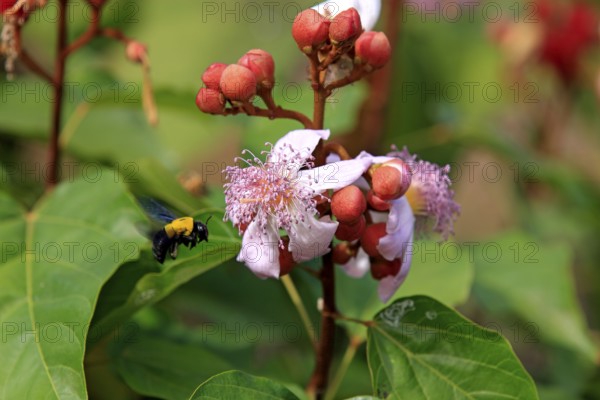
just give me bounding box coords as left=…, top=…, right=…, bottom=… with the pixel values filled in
left=298, top=158, right=371, bottom=192
left=357, top=151, right=394, bottom=165
left=312, top=0, right=381, bottom=30
left=378, top=232, right=414, bottom=303
left=377, top=198, right=414, bottom=261
left=237, top=220, right=281, bottom=279
left=354, top=176, right=371, bottom=191
left=385, top=196, right=414, bottom=234
left=326, top=153, right=341, bottom=163
left=271, top=129, right=330, bottom=163
left=378, top=225, right=414, bottom=263
left=288, top=215, right=338, bottom=262
left=341, top=247, right=370, bottom=278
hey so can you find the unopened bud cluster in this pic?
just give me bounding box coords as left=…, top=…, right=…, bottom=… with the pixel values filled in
left=292, top=7, right=391, bottom=73
left=331, top=160, right=412, bottom=280
left=196, top=49, right=275, bottom=114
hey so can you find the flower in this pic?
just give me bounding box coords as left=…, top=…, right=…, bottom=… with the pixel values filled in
left=388, top=146, right=460, bottom=239
left=224, top=129, right=370, bottom=278
left=312, top=0, right=381, bottom=31
left=339, top=148, right=459, bottom=302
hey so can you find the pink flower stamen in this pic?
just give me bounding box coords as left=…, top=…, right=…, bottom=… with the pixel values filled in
left=387, top=146, right=460, bottom=240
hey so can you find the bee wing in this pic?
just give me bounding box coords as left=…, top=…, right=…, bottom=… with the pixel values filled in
left=137, top=196, right=177, bottom=223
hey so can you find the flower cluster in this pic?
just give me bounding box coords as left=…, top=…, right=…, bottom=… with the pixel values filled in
left=208, top=1, right=460, bottom=303
left=492, top=0, right=599, bottom=85
left=224, top=129, right=459, bottom=301
left=225, top=130, right=368, bottom=277
left=223, top=129, right=370, bottom=279
left=196, top=49, right=275, bottom=114
left=333, top=148, right=459, bottom=301
left=292, top=2, right=391, bottom=81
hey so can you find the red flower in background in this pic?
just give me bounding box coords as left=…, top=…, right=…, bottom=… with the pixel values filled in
left=536, top=0, right=599, bottom=83
left=1, top=0, right=17, bottom=14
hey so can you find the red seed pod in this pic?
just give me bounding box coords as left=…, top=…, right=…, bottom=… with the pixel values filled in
left=219, top=64, right=257, bottom=102
left=238, top=49, right=275, bottom=90
left=335, top=215, right=366, bottom=242
left=195, top=88, right=225, bottom=114
left=367, top=190, right=390, bottom=211
left=370, top=258, right=401, bottom=280
left=279, top=239, right=296, bottom=277
left=126, top=41, right=147, bottom=64
left=331, top=185, right=366, bottom=223
left=372, top=160, right=411, bottom=201
left=361, top=222, right=387, bottom=257
left=329, top=7, right=362, bottom=44
left=355, top=31, right=392, bottom=69
left=202, top=63, right=228, bottom=91
left=332, top=242, right=355, bottom=265
left=292, top=9, right=331, bottom=54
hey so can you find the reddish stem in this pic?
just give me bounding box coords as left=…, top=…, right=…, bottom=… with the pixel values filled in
left=307, top=252, right=337, bottom=400
left=324, top=67, right=365, bottom=92
left=225, top=105, right=314, bottom=129
left=306, top=49, right=337, bottom=400
left=19, top=48, right=53, bottom=84
left=341, top=0, right=403, bottom=154
left=46, top=0, right=68, bottom=189
left=62, top=7, right=101, bottom=57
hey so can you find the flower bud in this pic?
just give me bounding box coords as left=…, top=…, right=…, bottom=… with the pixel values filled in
left=335, top=215, right=366, bottom=241
left=238, top=49, right=275, bottom=90
left=329, top=8, right=362, bottom=44
left=279, top=241, right=296, bottom=277
left=355, top=31, right=392, bottom=69
left=332, top=242, right=355, bottom=265
left=331, top=185, right=366, bottom=223
left=292, top=9, right=331, bottom=54
left=370, top=258, right=401, bottom=280
left=219, top=64, right=257, bottom=102
left=202, top=63, right=228, bottom=91
left=195, top=88, right=225, bottom=114
left=361, top=222, right=386, bottom=257
left=367, top=190, right=390, bottom=211
left=126, top=41, right=147, bottom=64
left=372, top=160, right=411, bottom=201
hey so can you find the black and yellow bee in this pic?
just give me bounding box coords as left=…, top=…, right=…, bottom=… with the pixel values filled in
left=138, top=197, right=210, bottom=263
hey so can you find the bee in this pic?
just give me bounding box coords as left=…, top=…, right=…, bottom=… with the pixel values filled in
left=138, top=197, right=210, bottom=263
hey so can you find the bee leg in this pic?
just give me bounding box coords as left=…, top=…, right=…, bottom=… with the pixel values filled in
left=169, top=242, right=178, bottom=259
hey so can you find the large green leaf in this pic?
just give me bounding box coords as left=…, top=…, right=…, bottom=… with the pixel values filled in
left=338, top=241, right=473, bottom=339
left=113, top=332, right=232, bottom=400
left=189, top=370, right=299, bottom=400
left=472, top=232, right=596, bottom=361
left=89, top=208, right=240, bottom=343
left=0, top=173, right=146, bottom=399
left=367, top=296, right=538, bottom=399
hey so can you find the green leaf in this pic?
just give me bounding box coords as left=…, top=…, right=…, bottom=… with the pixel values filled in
left=126, top=158, right=210, bottom=214
left=338, top=241, right=473, bottom=339
left=472, top=232, right=596, bottom=362
left=367, top=296, right=538, bottom=400
left=113, top=333, right=232, bottom=400
left=89, top=208, right=240, bottom=344
left=0, top=173, right=147, bottom=399
left=189, top=370, right=299, bottom=400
